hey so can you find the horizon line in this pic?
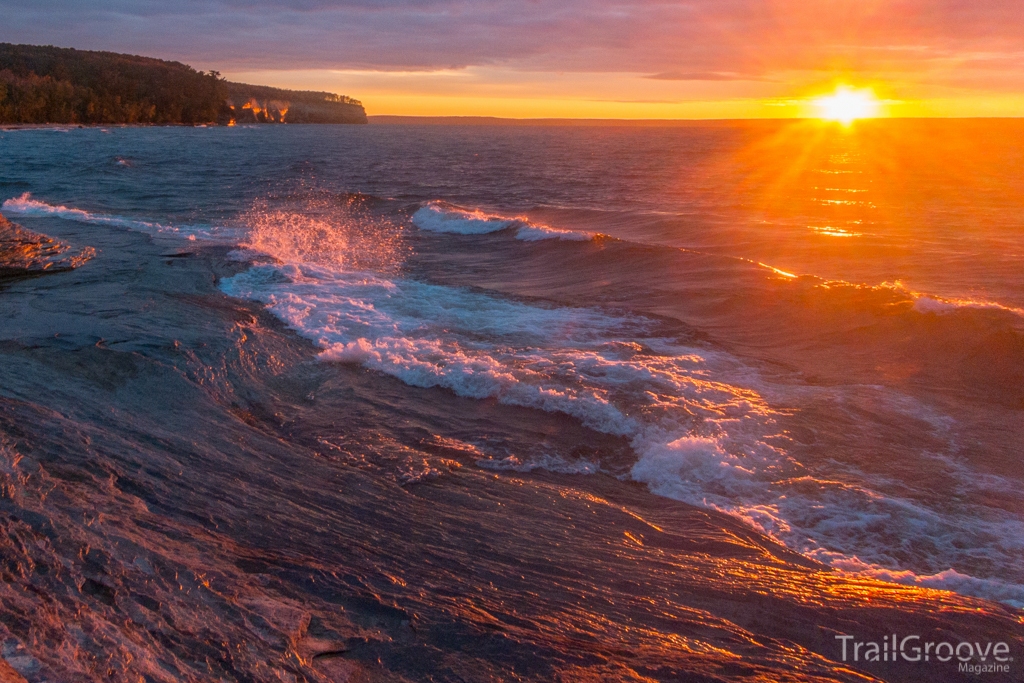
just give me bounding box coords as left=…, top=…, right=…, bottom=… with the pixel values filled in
left=368, top=114, right=1024, bottom=125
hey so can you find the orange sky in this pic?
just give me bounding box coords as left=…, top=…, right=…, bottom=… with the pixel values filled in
left=4, top=0, right=1024, bottom=118
left=221, top=67, right=1024, bottom=119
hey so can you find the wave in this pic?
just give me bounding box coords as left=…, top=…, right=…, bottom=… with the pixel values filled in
left=9, top=194, right=1021, bottom=609
left=476, top=453, right=600, bottom=475
left=0, top=125, right=76, bottom=133
left=515, top=223, right=594, bottom=242
left=217, top=198, right=1024, bottom=609
left=634, top=436, right=1024, bottom=608
left=219, top=253, right=1024, bottom=608
left=222, top=264, right=670, bottom=435
left=412, top=202, right=517, bottom=235
left=240, top=194, right=408, bottom=273
left=0, top=193, right=239, bottom=243
left=414, top=202, right=1023, bottom=333
left=912, top=293, right=1024, bottom=318
left=2, top=193, right=166, bottom=232
left=412, top=201, right=596, bottom=242
left=822, top=555, right=1024, bottom=610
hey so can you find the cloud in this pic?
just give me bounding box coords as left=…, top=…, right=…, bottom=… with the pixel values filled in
left=0, top=0, right=1021, bottom=90
left=645, top=72, right=772, bottom=82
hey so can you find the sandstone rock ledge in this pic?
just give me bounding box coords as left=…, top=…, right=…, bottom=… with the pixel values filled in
left=0, top=214, right=94, bottom=280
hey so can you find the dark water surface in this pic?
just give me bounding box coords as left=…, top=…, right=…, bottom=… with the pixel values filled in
left=0, top=122, right=1022, bottom=682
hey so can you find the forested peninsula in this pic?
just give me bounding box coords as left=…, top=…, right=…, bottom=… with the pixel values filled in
left=0, top=43, right=367, bottom=125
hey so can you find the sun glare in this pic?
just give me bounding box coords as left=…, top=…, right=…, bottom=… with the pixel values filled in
left=812, top=86, right=880, bottom=124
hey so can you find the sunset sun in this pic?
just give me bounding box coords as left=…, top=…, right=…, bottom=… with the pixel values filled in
left=812, top=86, right=881, bottom=124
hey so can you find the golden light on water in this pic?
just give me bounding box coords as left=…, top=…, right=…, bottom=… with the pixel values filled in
left=812, top=86, right=881, bottom=124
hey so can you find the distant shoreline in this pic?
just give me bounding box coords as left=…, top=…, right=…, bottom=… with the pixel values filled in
left=0, top=123, right=222, bottom=130
left=1, top=43, right=366, bottom=125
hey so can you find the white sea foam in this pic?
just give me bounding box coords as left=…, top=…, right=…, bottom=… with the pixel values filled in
left=3, top=193, right=166, bottom=232
left=413, top=201, right=595, bottom=241
left=477, top=453, right=600, bottom=475
left=858, top=281, right=1024, bottom=317
left=3, top=193, right=1020, bottom=608
left=412, top=203, right=517, bottom=235
left=47, top=191, right=969, bottom=610
left=220, top=264, right=657, bottom=434
left=219, top=256, right=1024, bottom=608
left=633, top=432, right=1024, bottom=607
left=0, top=193, right=240, bottom=243
left=219, top=263, right=788, bottom=545
left=821, top=555, right=1024, bottom=609
left=912, top=294, right=1024, bottom=317
left=515, top=224, right=595, bottom=242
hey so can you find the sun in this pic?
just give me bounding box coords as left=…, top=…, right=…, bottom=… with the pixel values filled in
left=811, top=86, right=880, bottom=124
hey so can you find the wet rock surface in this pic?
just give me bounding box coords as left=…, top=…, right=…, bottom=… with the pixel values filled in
left=0, top=215, right=94, bottom=281
left=0, top=215, right=1020, bottom=682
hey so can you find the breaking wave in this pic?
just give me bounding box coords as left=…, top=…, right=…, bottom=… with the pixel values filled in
left=5, top=192, right=1021, bottom=609
left=1, top=193, right=239, bottom=242
left=412, top=201, right=595, bottom=241
left=219, top=251, right=1024, bottom=609
left=241, top=193, right=408, bottom=274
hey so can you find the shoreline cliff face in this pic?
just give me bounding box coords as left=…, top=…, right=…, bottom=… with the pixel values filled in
left=225, top=82, right=367, bottom=125
left=0, top=43, right=367, bottom=125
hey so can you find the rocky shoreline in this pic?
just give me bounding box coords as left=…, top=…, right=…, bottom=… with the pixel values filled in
left=0, top=215, right=94, bottom=280
left=0, top=212, right=1020, bottom=682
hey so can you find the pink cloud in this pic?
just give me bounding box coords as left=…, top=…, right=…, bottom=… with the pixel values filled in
left=0, top=0, right=1021, bottom=90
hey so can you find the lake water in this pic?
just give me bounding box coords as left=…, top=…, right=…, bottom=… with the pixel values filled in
left=1, top=121, right=1022, bottom=681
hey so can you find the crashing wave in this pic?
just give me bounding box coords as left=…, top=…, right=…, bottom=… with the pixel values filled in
left=1, top=193, right=238, bottom=243
left=412, top=201, right=595, bottom=241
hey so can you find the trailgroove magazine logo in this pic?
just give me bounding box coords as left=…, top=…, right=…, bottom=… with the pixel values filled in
left=835, top=634, right=1013, bottom=674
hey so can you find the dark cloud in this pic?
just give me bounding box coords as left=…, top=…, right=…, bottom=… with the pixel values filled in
left=0, top=0, right=1021, bottom=84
